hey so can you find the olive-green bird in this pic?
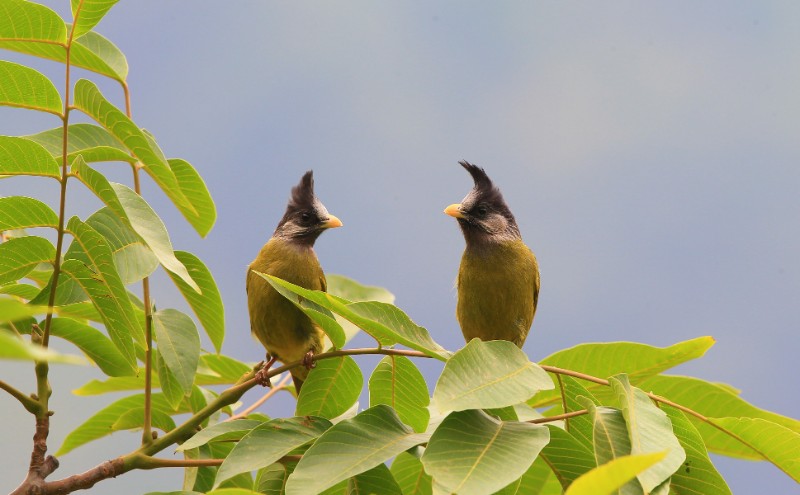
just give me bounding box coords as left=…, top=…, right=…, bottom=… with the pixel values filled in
left=246, top=171, right=342, bottom=391
left=444, top=161, right=540, bottom=347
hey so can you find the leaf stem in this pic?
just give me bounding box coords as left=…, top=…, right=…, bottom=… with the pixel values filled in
left=0, top=380, right=41, bottom=415
left=529, top=409, right=588, bottom=424
left=556, top=373, right=568, bottom=431
left=122, top=83, right=155, bottom=447
left=133, top=456, right=223, bottom=469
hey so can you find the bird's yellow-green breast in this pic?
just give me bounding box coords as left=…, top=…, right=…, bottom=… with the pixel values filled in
left=445, top=161, right=540, bottom=348
left=246, top=170, right=341, bottom=391
left=247, top=238, right=326, bottom=380
left=456, top=238, right=539, bottom=347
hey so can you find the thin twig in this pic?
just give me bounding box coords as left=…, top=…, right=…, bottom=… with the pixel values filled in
left=121, top=81, right=155, bottom=447
left=529, top=409, right=588, bottom=424
left=227, top=373, right=292, bottom=422
left=537, top=364, right=785, bottom=475
left=0, top=380, right=41, bottom=415
left=136, top=457, right=224, bottom=469
left=556, top=373, right=569, bottom=431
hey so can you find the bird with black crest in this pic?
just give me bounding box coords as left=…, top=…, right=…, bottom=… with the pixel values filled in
left=246, top=171, right=342, bottom=391
left=444, top=161, right=540, bottom=347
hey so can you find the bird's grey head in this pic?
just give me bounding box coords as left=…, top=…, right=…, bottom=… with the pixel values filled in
left=275, top=170, right=342, bottom=245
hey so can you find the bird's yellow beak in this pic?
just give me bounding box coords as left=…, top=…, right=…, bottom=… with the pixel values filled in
left=444, top=203, right=466, bottom=219
left=321, top=214, right=343, bottom=229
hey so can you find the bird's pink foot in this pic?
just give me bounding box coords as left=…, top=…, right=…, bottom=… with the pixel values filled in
left=302, top=350, right=316, bottom=370
left=255, top=355, right=278, bottom=387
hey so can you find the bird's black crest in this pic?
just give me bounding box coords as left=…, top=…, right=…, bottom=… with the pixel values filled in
left=287, top=170, right=316, bottom=210
left=459, top=160, right=505, bottom=206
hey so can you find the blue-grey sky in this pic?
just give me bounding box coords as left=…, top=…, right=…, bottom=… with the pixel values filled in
left=1, top=1, right=799, bottom=493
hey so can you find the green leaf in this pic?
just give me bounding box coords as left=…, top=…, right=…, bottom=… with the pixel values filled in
left=178, top=419, right=263, bottom=452
left=61, top=216, right=141, bottom=363
left=255, top=462, right=297, bottom=495
left=347, top=463, right=402, bottom=495
left=326, top=274, right=395, bottom=303
left=531, top=337, right=715, bottom=408
left=255, top=271, right=346, bottom=349
left=580, top=400, right=636, bottom=484
left=539, top=425, right=596, bottom=489
left=345, top=301, right=451, bottom=359
left=0, top=196, right=58, bottom=230
left=206, top=489, right=263, bottom=495
left=0, top=135, right=60, bottom=178
left=295, top=355, right=362, bottom=419
left=70, top=154, right=126, bottom=213
left=168, top=158, right=216, bottom=237
left=326, top=274, right=395, bottom=345
left=0, top=30, right=128, bottom=83
left=167, top=251, right=224, bottom=352
left=32, top=206, right=158, bottom=309
left=0, top=326, right=83, bottom=364
left=0, top=282, right=40, bottom=299
left=0, top=60, right=62, bottom=115
left=499, top=457, right=563, bottom=495
left=214, top=416, right=332, bottom=488
left=206, top=439, right=257, bottom=489
left=0, top=235, right=54, bottom=284
left=70, top=0, right=119, bottom=38
left=390, top=451, right=432, bottom=495
left=565, top=453, right=667, bottom=495
left=260, top=273, right=450, bottom=359
left=49, top=316, right=134, bottom=376
left=286, top=405, right=427, bottom=495
left=431, top=339, right=553, bottom=413
left=73, top=354, right=252, bottom=395
left=72, top=30, right=128, bottom=80
left=421, top=409, right=549, bottom=495
left=553, top=376, right=598, bottom=450
left=663, top=407, right=731, bottom=495
left=156, top=349, right=184, bottom=410
left=369, top=355, right=430, bottom=432
left=28, top=123, right=131, bottom=163
left=710, top=417, right=800, bottom=482
left=110, top=182, right=199, bottom=291
left=112, top=406, right=175, bottom=433
left=610, top=375, right=685, bottom=492
left=72, top=375, right=146, bottom=395
left=199, top=353, right=252, bottom=382
left=153, top=308, right=200, bottom=398
left=72, top=79, right=193, bottom=212
left=638, top=374, right=800, bottom=459
left=57, top=392, right=188, bottom=455
left=0, top=0, right=67, bottom=44
left=85, top=207, right=158, bottom=285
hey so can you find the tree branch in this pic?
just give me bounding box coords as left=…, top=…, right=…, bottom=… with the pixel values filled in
left=226, top=372, right=293, bottom=422
left=142, top=347, right=428, bottom=456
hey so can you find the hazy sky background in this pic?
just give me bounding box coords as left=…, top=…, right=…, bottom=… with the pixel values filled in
left=1, top=1, right=799, bottom=493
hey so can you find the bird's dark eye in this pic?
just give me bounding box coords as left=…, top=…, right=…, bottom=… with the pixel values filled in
left=475, top=205, right=488, bottom=217
left=300, top=212, right=312, bottom=223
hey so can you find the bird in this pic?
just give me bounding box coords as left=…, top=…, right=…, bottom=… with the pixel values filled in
left=246, top=170, right=342, bottom=391
left=444, top=161, right=540, bottom=348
